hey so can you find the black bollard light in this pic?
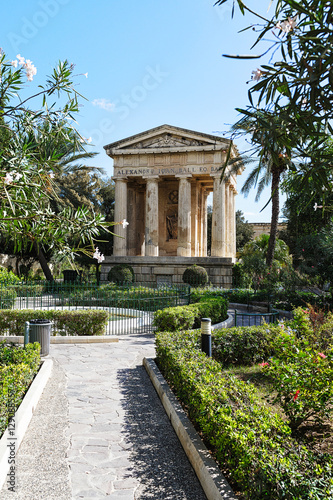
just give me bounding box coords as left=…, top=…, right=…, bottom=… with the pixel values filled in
left=201, top=317, right=212, bottom=357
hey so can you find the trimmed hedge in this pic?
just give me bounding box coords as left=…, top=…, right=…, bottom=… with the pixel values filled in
left=153, top=297, right=228, bottom=332
left=191, top=286, right=333, bottom=311
left=183, top=265, right=208, bottom=287
left=0, top=309, right=109, bottom=336
left=107, top=264, right=135, bottom=284
left=0, top=342, right=41, bottom=437
left=212, top=324, right=290, bottom=367
left=155, top=329, right=333, bottom=499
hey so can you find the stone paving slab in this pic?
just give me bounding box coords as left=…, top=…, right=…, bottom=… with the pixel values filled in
left=1, top=334, right=207, bottom=499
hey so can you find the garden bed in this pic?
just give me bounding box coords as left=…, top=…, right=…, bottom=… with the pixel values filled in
left=155, top=314, right=333, bottom=499
left=0, top=344, right=52, bottom=491
left=0, top=341, right=41, bottom=438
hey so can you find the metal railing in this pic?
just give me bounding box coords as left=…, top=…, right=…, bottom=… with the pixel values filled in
left=0, top=281, right=191, bottom=335
left=234, top=308, right=280, bottom=327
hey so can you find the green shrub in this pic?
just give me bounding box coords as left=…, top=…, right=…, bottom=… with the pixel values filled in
left=0, top=287, right=17, bottom=309
left=232, top=262, right=251, bottom=288
left=183, top=265, right=208, bottom=287
left=155, top=330, right=333, bottom=499
left=0, top=342, right=40, bottom=437
left=0, top=309, right=108, bottom=336
left=212, top=323, right=287, bottom=366
left=153, top=297, right=228, bottom=332
left=261, top=347, right=333, bottom=430
left=0, top=268, right=20, bottom=284
left=108, top=264, right=134, bottom=284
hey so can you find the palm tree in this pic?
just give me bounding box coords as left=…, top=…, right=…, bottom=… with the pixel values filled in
left=224, top=107, right=296, bottom=267
left=14, top=121, right=104, bottom=280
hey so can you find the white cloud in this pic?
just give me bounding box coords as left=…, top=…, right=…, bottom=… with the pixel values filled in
left=92, top=98, right=116, bottom=112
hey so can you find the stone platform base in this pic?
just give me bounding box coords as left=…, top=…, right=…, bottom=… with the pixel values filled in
left=101, top=256, right=234, bottom=288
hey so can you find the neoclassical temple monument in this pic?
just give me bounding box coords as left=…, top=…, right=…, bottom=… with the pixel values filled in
left=101, top=124, right=241, bottom=286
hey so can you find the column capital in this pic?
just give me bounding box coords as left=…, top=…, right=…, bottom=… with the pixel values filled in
left=175, top=174, right=192, bottom=180
left=142, top=175, right=160, bottom=182
left=112, top=176, right=128, bottom=182
left=210, top=172, right=224, bottom=180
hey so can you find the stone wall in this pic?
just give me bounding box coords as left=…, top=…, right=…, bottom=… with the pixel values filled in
left=249, top=222, right=287, bottom=239
left=101, top=256, right=233, bottom=288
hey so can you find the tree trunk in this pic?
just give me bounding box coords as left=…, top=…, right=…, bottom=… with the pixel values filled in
left=32, top=241, right=54, bottom=281
left=15, top=257, right=21, bottom=276
left=266, top=168, right=281, bottom=267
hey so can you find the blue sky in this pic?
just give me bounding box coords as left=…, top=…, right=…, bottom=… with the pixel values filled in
left=2, top=0, right=285, bottom=222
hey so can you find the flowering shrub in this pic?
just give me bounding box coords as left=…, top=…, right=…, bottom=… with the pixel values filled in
left=261, top=348, right=333, bottom=430
left=155, top=329, right=333, bottom=499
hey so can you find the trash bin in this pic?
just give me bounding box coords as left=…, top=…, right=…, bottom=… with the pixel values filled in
left=29, top=319, right=52, bottom=356
left=63, top=270, right=78, bottom=283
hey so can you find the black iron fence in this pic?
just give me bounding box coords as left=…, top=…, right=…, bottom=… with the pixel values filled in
left=0, top=281, right=191, bottom=335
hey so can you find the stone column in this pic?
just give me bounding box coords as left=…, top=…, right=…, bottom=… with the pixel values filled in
left=203, top=191, right=208, bottom=257
left=176, top=174, right=192, bottom=257
left=191, top=181, right=199, bottom=257
left=231, top=187, right=237, bottom=259
left=127, top=187, right=136, bottom=256
left=225, top=183, right=230, bottom=257
left=113, top=177, right=128, bottom=256
left=211, top=174, right=226, bottom=257
left=144, top=176, right=159, bottom=256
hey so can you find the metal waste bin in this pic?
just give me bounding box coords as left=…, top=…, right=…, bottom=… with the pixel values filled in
left=63, top=269, right=78, bottom=283
left=28, top=319, right=52, bottom=356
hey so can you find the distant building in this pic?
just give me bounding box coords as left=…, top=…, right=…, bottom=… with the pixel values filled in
left=249, top=222, right=287, bottom=239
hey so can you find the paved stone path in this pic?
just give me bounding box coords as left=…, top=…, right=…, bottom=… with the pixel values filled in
left=1, top=334, right=207, bottom=499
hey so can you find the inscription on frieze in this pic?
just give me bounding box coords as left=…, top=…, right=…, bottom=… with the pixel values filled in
left=113, top=165, right=220, bottom=177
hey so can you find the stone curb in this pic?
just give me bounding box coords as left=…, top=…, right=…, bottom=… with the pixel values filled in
left=143, top=357, right=236, bottom=500
left=0, top=358, right=53, bottom=491
left=212, top=313, right=234, bottom=330
left=0, top=335, right=119, bottom=344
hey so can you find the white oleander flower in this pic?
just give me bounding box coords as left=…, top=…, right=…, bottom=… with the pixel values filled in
left=251, top=68, right=262, bottom=81
left=16, top=54, right=25, bottom=65
left=276, top=16, right=297, bottom=33
left=4, top=173, right=13, bottom=184
left=313, top=203, right=323, bottom=211
left=121, top=219, right=129, bottom=228
left=11, top=60, right=18, bottom=68
left=93, top=247, right=105, bottom=263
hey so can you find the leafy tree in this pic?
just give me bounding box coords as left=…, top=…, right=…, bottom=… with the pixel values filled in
left=236, top=210, right=254, bottom=251
left=71, top=178, right=115, bottom=282
left=225, top=108, right=296, bottom=266
left=215, top=1, right=333, bottom=128
left=242, top=233, right=291, bottom=267
left=216, top=0, right=333, bottom=192
left=0, top=50, right=114, bottom=280
left=241, top=233, right=292, bottom=289
left=217, top=1, right=333, bottom=266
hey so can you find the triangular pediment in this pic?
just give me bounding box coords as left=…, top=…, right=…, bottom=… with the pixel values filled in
left=104, top=124, right=231, bottom=155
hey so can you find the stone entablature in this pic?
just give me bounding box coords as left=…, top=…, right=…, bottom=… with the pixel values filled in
left=113, top=165, right=223, bottom=177
left=104, top=124, right=242, bottom=261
